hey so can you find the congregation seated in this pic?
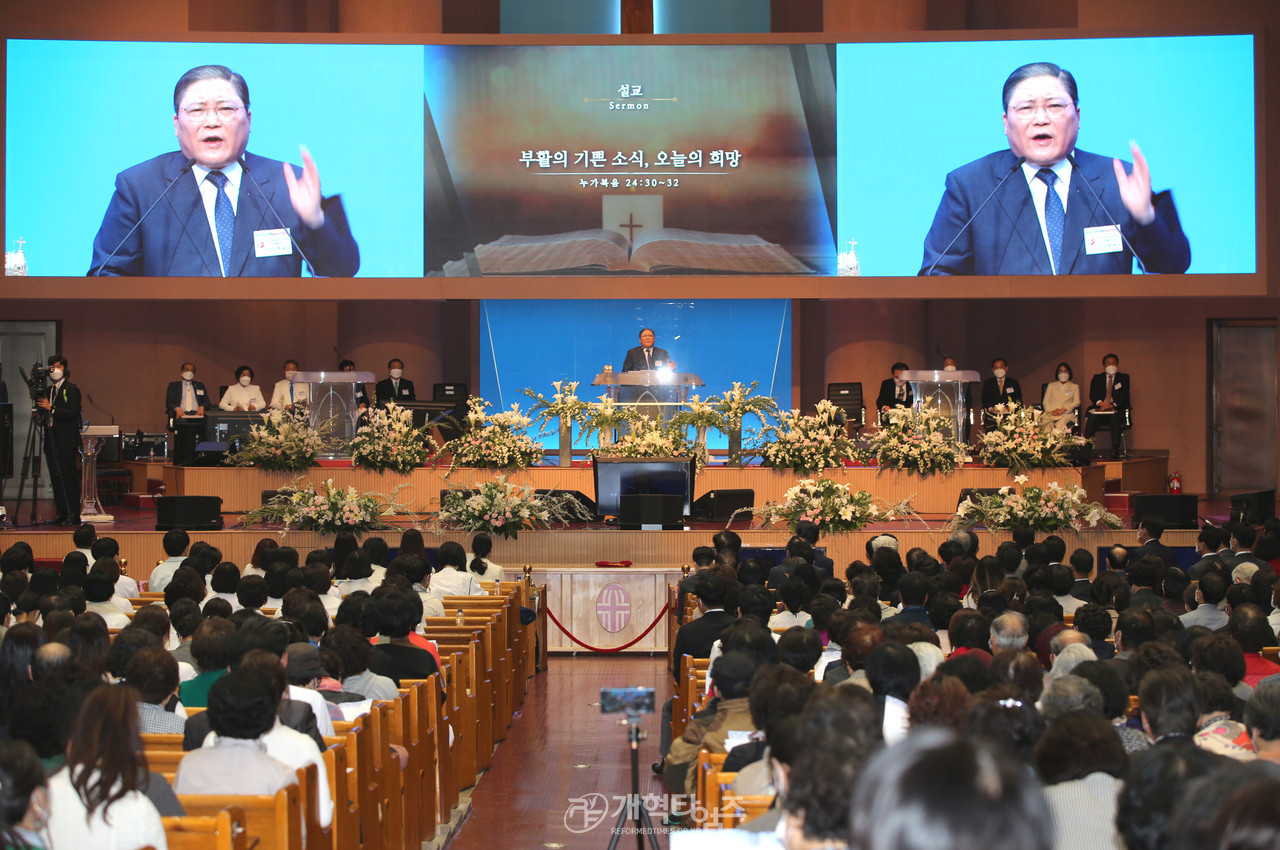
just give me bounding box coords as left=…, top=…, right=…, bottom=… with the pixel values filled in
left=428, top=541, right=484, bottom=597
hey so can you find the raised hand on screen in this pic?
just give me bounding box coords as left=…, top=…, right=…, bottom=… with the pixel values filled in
left=284, top=145, right=325, bottom=229
left=1112, top=140, right=1156, bottom=225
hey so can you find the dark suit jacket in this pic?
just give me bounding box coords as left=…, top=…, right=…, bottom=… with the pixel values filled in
left=920, top=149, right=1190, bottom=276
left=876, top=378, right=912, bottom=411
left=1131, top=540, right=1178, bottom=569
left=375, top=377, right=416, bottom=407
left=1088, top=372, right=1132, bottom=413
left=1070, top=578, right=1093, bottom=602
left=884, top=606, right=933, bottom=629
left=46, top=380, right=81, bottom=431
left=813, top=552, right=835, bottom=583
left=670, top=610, right=736, bottom=677
left=181, top=698, right=323, bottom=751
left=89, top=151, right=359, bottom=277
left=0, top=381, right=7, bottom=404
left=165, top=379, right=210, bottom=416
left=372, top=642, right=441, bottom=682
left=981, top=376, right=1023, bottom=410
left=621, top=346, right=670, bottom=372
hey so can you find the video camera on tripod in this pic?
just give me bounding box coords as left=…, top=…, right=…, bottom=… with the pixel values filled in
left=19, top=362, right=51, bottom=405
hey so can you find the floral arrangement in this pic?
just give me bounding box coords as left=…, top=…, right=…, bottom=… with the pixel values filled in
left=978, top=403, right=1087, bottom=472
left=949, top=475, right=1122, bottom=532
left=711, top=381, right=779, bottom=431
left=582, top=394, right=641, bottom=447
left=594, top=417, right=709, bottom=469
left=241, top=478, right=406, bottom=533
left=349, top=402, right=437, bottom=473
left=438, top=476, right=594, bottom=540
left=744, top=477, right=916, bottom=536
left=866, top=406, right=966, bottom=475
left=442, top=397, right=543, bottom=470
left=523, top=380, right=590, bottom=436
left=669, top=395, right=724, bottom=434
left=752, top=399, right=856, bottom=473
left=226, top=407, right=325, bottom=472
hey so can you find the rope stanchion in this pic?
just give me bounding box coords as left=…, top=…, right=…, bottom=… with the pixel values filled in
left=544, top=602, right=670, bottom=653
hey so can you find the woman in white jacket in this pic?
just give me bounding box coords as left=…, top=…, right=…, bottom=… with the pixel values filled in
left=1041, top=361, right=1080, bottom=434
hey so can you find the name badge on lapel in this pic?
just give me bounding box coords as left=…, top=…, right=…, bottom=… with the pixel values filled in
left=254, top=228, right=293, bottom=258
left=1084, top=225, right=1123, bottom=255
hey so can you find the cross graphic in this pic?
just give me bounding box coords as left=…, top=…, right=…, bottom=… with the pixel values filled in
left=13, top=238, right=24, bottom=252
left=618, top=214, right=643, bottom=242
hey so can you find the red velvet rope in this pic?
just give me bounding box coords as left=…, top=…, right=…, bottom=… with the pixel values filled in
left=544, top=602, right=671, bottom=653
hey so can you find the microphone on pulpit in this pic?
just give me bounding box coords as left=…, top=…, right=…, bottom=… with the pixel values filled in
left=87, top=394, right=115, bottom=426
left=92, top=157, right=197, bottom=276
left=922, top=156, right=1025, bottom=276
left=1065, top=154, right=1148, bottom=274
left=238, top=157, right=317, bottom=275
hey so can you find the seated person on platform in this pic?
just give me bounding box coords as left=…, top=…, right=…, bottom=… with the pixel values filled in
left=269, top=359, right=309, bottom=410
left=1084, top=353, right=1131, bottom=458
left=876, top=362, right=913, bottom=415
left=981, top=357, right=1023, bottom=419
left=621, top=327, right=671, bottom=372
left=429, top=541, right=483, bottom=597
left=166, top=361, right=208, bottom=421
left=371, top=591, right=441, bottom=682
left=338, top=359, right=370, bottom=411
left=918, top=61, right=1190, bottom=276
left=173, top=668, right=296, bottom=796
left=663, top=651, right=758, bottom=796
left=374, top=358, right=415, bottom=407
left=1042, top=361, right=1081, bottom=433
left=150, top=529, right=191, bottom=593
left=88, top=64, right=360, bottom=278
left=218, top=364, right=266, bottom=411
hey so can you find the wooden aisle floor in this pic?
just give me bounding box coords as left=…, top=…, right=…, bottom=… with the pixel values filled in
left=448, top=654, right=677, bottom=849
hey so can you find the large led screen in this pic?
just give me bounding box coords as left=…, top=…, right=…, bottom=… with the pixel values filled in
left=836, top=34, right=1256, bottom=279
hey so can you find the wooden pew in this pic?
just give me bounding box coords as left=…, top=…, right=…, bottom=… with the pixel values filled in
left=323, top=739, right=359, bottom=850
left=431, top=609, right=512, bottom=737
left=394, top=679, right=438, bottom=842
left=423, top=627, right=492, bottom=775
left=436, top=651, right=479, bottom=794
left=162, top=807, right=248, bottom=850
left=178, top=783, right=302, bottom=850
left=446, top=591, right=525, bottom=712
left=403, top=675, right=456, bottom=828
left=369, top=700, right=404, bottom=850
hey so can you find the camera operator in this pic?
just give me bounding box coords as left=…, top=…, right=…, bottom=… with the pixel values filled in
left=34, top=354, right=81, bottom=525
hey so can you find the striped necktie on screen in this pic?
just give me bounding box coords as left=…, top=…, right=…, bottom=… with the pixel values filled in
left=207, top=170, right=235, bottom=276
left=1037, top=168, right=1064, bottom=274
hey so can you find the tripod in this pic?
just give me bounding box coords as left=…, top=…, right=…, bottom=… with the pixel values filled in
left=13, top=406, right=59, bottom=527
left=607, top=712, right=660, bottom=850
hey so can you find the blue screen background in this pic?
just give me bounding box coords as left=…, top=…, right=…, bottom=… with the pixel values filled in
left=836, top=35, right=1256, bottom=276
left=5, top=39, right=425, bottom=277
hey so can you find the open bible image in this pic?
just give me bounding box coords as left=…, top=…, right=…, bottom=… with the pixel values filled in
left=424, top=44, right=837, bottom=277
left=919, top=62, right=1190, bottom=276
left=88, top=64, right=359, bottom=277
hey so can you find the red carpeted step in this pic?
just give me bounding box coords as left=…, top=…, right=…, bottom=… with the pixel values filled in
left=122, top=493, right=158, bottom=509
left=146, top=478, right=165, bottom=494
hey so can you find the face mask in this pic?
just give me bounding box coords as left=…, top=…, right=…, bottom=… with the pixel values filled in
left=50, top=368, right=64, bottom=381
left=1058, top=372, right=1069, bottom=382
left=993, top=369, right=1006, bottom=379
left=239, top=375, right=252, bottom=387
left=181, top=371, right=195, bottom=381
left=1105, top=365, right=1119, bottom=375
left=389, top=368, right=403, bottom=379
left=942, top=364, right=957, bottom=372
left=285, top=370, right=297, bottom=381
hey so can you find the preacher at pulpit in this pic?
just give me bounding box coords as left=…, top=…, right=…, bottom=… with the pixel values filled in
left=621, top=328, right=673, bottom=372
left=88, top=64, right=360, bottom=277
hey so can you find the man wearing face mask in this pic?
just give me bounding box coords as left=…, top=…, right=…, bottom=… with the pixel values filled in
left=218, top=365, right=267, bottom=411
left=34, top=354, right=82, bottom=525
left=338, top=360, right=369, bottom=412
left=375, top=359, right=415, bottom=408
left=981, top=358, right=1023, bottom=425
left=270, top=359, right=310, bottom=411
left=166, top=362, right=208, bottom=421
left=876, top=362, right=913, bottom=418
left=1084, top=353, right=1130, bottom=458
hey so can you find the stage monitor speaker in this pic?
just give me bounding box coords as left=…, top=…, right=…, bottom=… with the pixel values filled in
left=956, top=488, right=1002, bottom=510
left=156, top=495, right=224, bottom=531
left=433, top=383, right=468, bottom=402
left=620, top=494, right=683, bottom=530
left=190, top=441, right=230, bottom=467
left=691, top=488, right=754, bottom=522
left=0, top=402, right=12, bottom=479
left=1132, top=494, right=1200, bottom=530
left=535, top=488, right=597, bottom=519
left=1230, top=490, right=1276, bottom=525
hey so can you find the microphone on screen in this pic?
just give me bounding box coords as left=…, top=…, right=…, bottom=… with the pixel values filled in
left=1065, top=153, right=1147, bottom=274
left=922, top=156, right=1026, bottom=276
left=237, top=157, right=317, bottom=276
left=92, top=156, right=196, bottom=276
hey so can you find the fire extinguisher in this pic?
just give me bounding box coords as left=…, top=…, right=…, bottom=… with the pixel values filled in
left=1168, top=472, right=1183, bottom=494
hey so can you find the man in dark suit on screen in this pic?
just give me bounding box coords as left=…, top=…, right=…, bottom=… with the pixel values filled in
left=920, top=62, right=1189, bottom=276
left=1084, top=353, right=1130, bottom=459
left=621, top=328, right=671, bottom=372
left=88, top=64, right=359, bottom=277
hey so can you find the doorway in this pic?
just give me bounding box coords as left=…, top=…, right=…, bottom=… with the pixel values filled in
left=1210, top=320, right=1278, bottom=495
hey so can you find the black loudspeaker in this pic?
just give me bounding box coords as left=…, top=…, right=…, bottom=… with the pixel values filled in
left=155, top=495, right=224, bottom=531
left=1231, top=490, right=1276, bottom=525
left=433, top=383, right=468, bottom=402
left=691, top=488, right=754, bottom=522
left=619, top=494, right=683, bottom=530
left=189, top=441, right=230, bottom=467
left=1132, top=494, right=1200, bottom=530
left=956, top=488, right=1002, bottom=510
